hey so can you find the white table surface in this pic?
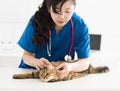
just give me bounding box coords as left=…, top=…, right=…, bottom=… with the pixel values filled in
left=0, top=67, right=120, bottom=91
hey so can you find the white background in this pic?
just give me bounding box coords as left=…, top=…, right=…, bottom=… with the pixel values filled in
left=0, top=0, right=120, bottom=57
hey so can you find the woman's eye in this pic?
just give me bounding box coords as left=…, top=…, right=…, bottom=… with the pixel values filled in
left=65, top=11, right=72, bottom=14
left=66, top=11, right=70, bottom=13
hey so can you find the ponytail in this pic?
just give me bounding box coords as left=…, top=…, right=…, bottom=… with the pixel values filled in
left=31, top=1, right=54, bottom=47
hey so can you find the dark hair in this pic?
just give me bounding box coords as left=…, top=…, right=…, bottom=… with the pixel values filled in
left=31, top=0, right=76, bottom=47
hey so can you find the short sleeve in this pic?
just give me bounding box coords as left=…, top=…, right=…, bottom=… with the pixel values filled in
left=18, top=19, right=36, bottom=53
left=75, top=18, right=90, bottom=58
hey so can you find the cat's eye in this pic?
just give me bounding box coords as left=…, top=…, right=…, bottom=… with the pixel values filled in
left=46, top=73, right=49, bottom=76
left=58, top=67, right=64, bottom=71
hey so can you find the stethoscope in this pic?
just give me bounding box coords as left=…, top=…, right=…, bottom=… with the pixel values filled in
left=47, top=19, right=74, bottom=62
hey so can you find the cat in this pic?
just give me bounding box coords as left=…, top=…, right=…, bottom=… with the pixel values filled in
left=13, top=61, right=109, bottom=82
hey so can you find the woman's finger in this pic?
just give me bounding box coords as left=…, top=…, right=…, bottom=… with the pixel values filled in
left=36, top=63, right=44, bottom=70
left=42, top=60, right=51, bottom=65
left=36, top=65, right=41, bottom=70
left=40, top=58, right=51, bottom=66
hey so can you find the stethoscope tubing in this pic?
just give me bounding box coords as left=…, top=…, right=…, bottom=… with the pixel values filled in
left=47, top=18, right=74, bottom=58
left=68, top=19, right=74, bottom=56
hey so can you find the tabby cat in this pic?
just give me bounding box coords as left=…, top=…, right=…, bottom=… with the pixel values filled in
left=13, top=61, right=109, bottom=82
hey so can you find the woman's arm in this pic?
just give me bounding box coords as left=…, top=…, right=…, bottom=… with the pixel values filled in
left=23, top=50, right=51, bottom=70
left=69, top=58, right=90, bottom=72
left=23, top=50, right=36, bottom=67
left=56, top=58, right=90, bottom=79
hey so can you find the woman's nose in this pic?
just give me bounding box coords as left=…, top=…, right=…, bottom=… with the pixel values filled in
left=58, top=13, right=65, bottom=19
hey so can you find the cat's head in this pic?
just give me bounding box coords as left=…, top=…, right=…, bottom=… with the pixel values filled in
left=39, top=65, right=59, bottom=82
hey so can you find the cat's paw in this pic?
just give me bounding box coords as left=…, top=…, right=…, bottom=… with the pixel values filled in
left=102, top=66, right=109, bottom=72
left=98, top=66, right=109, bottom=73
left=12, top=74, right=19, bottom=79
left=12, top=74, right=26, bottom=79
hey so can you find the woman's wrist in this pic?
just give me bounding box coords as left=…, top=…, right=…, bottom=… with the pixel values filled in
left=67, top=63, right=73, bottom=72
left=29, top=58, right=38, bottom=68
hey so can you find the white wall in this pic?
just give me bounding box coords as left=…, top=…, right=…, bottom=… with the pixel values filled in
left=76, top=0, right=120, bottom=56
left=0, top=0, right=41, bottom=55
left=0, top=0, right=120, bottom=56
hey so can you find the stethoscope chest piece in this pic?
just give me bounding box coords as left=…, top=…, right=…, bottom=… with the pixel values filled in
left=64, top=55, right=72, bottom=63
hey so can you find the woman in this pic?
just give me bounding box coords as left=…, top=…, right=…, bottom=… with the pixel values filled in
left=18, top=0, right=90, bottom=79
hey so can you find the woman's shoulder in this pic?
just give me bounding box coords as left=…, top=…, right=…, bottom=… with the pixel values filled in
left=25, top=15, right=35, bottom=30
left=72, top=12, right=81, bottom=19
left=71, top=12, right=88, bottom=36
left=72, top=12, right=85, bottom=24
left=22, top=15, right=35, bottom=35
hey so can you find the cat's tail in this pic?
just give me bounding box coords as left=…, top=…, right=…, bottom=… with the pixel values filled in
left=12, top=71, right=39, bottom=79
left=88, top=64, right=109, bottom=74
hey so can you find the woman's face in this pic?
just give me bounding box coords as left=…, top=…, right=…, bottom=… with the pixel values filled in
left=49, top=0, right=75, bottom=29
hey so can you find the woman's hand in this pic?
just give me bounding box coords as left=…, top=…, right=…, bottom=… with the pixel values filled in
left=34, top=58, right=51, bottom=70
left=56, top=62, right=72, bottom=79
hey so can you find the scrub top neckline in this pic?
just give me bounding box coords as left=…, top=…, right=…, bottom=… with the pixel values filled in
left=50, top=21, right=70, bottom=48
left=51, top=21, right=70, bottom=37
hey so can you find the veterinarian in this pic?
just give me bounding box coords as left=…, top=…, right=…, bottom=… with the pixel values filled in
left=18, top=0, right=90, bottom=79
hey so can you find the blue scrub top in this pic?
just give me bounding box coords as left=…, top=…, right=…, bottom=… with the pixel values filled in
left=18, top=12, right=90, bottom=69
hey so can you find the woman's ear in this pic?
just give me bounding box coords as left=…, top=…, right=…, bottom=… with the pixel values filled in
left=48, top=10, right=50, bottom=13
left=48, top=6, right=52, bottom=13
left=47, top=6, right=50, bottom=13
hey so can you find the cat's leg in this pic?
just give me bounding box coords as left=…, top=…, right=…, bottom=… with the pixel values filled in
left=88, top=64, right=109, bottom=74
left=94, top=66, right=109, bottom=73
left=13, top=71, right=40, bottom=79
left=13, top=72, right=33, bottom=79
